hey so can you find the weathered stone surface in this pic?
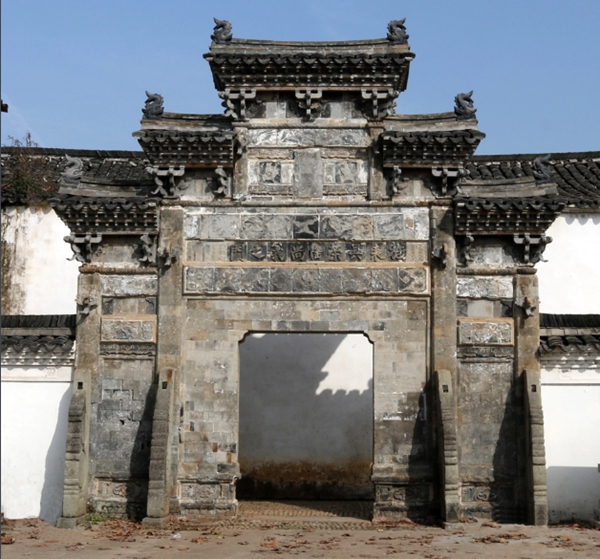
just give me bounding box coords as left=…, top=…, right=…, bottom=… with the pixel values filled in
left=53, top=28, right=552, bottom=527
left=248, top=128, right=370, bottom=148
left=240, top=215, right=293, bottom=240
left=183, top=266, right=428, bottom=295
left=101, top=275, right=158, bottom=297
left=294, top=149, right=322, bottom=198
left=458, top=319, right=513, bottom=345
left=182, top=210, right=431, bottom=243
left=457, top=276, right=513, bottom=299
left=101, top=319, right=156, bottom=342
left=373, top=209, right=429, bottom=240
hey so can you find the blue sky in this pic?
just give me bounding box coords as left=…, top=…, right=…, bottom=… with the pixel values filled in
left=2, top=0, right=599, bottom=155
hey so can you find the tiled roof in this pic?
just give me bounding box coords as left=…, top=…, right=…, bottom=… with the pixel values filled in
left=540, top=314, right=600, bottom=329
left=2, top=146, right=600, bottom=207
left=1, top=314, right=76, bottom=354
left=539, top=334, right=600, bottom=354
left=1, top=315, right=76, bottom=328
left=539, top=313, right=600, bottom=355
left=1, top=147, right=153, bottom=187
left=468, top=152, right=600, bottom=204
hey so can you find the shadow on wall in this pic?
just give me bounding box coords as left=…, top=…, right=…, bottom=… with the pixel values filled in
left=238, top=333, right=374, bottom=500
left=126, top=384, right=156, bottom=521
left=546, top=466, right=600, bottom=524
left=564, top=214, right=600, bottom=226
left=39, top=386, right=72, bottom=525
left=491, top=378, right=524, bottom=524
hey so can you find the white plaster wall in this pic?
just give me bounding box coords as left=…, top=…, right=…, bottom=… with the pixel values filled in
left=1, top=205, right=78, bottom=314
left=239, top=333, right=373, bottom=464
left=0, top=376, right=72, bottom=524
left=537, top=213, right=600, bottom=314
left=541, top=364, right=600, bottom=523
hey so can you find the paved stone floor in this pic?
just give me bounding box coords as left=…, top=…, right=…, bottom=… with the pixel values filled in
left=2, top=510, right=600, bottom=558
left=238, top=500, right=373, bottom=519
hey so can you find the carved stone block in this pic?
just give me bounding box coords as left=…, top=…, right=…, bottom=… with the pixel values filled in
left=458, top=319, right=513, bottom=345
left=398, top=267, right=427, bottom=293
left=100, top=342, right=156, bottom=357
left=183, top=266, right=429, bottom=295
left=101, top=275, right=158, bottom=297
left=214, top=268, right=244, bottom=292
left=293, top=215, right=319, bottom=239
left=185, top=267, right=215, bottom=292
left=95, top=479, right=148, bottom=502
left=457, top=276, right=514, bottom=300
left=371, top=268, right=398, bottom=292
left=294, top=149, right=322, bottom=198
left=240, top=268, right=270, bottom=292
left=101, top=319, right=156, bottom=343
left=240, top=215, right=293, bottom=240
left=373, top=209, right=429, bottom=241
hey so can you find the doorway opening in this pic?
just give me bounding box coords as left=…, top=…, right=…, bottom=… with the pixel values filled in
left=237, top=333, right=373, bottom=501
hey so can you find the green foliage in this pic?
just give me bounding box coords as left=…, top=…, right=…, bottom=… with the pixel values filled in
left=83, top=511, right=111, bottom=525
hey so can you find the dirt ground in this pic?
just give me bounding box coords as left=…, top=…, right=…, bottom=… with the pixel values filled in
left=2, top=511, right=600, bottom=559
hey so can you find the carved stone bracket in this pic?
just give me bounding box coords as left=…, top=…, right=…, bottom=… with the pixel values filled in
left=458, top=234, right=474, bottom=267
left=431, top=242, right=448, bottom=269
left=219, top=88, right=257, bottom=120
left=294, top=88, right=323, bottom=121
left=76, top=295, right=98, bottom=323
left=64, top=233, right=102, bottom=263
left=361, top=88, right=397, bottom=119
left=234, top=129, right=248, bottom=157
left=515, top=285, right=538, bottom=318
left=389, top=165, right=408, bottom=195
left=210, top=165, right=231, bottom=198
left=146, top=165, right=186, bottom=198
left=431, top=166, right=465, bottom=196
left=513, top=234, right=553, bottom=264
left=157, top=246, right=180, bottom=272
left=142, top=91, right=164, bottom=120
left=138, top=233, right=158, bottom=266
left=60, top=155, right=84, bottom=186
left=454, top=91, right=477, bottom=120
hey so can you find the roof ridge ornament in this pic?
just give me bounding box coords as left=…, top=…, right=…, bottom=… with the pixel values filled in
left=212, top=18, right=233, bottom=45
left=60, top=155, right=84, bottom=186
left=142, top=91, right=164, bottom=120
left=532, top=154, right=554, bottom=183
left=387, top=19, right=409, bottom=45
left=454, top=91, right=477, bottom=120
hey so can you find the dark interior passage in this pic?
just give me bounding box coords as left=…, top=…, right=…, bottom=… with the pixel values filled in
left=238, top=333, right=374, bottom=500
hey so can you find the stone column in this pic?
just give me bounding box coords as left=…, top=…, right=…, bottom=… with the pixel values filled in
left=144, top=207, right=184, bottom=525
left=515, top=274, right=548, bottom=525
left=430, top=207, right=460, bottom=523
left=367, top=125, right=387, bottom=200
left=435, top=369, right=460, bottom=524
left=58, top=272, right=101, bottom=528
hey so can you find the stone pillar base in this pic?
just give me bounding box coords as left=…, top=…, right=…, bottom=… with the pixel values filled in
left=181, top=500, right=238, bottom=518
left=443, top=522, right=465, bottom=531
left=57, top=515, right=85, bottom=529
left=142, top=516, right=170, bottom=527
